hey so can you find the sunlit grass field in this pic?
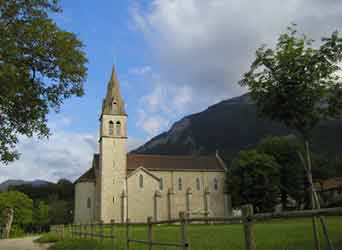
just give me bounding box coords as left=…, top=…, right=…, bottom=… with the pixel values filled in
left=39, top=217, right=342, bottom=250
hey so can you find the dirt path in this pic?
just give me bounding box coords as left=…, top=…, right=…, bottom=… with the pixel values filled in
left=0, top=236, right=51, bottom=250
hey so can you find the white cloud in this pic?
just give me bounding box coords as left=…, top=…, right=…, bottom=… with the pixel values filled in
left=0, top=130, right=97, bottom=183
left=137, top=110, right=170, bottom=137
left=130, top=66, right=152, bottom=75
left=132, top=0, right=342, bottom=109
left=0, top=114, right=146, bottom=183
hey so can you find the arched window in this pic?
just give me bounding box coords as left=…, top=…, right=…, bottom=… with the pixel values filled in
left=196, top=177, right=201, bottom=191
left=109, top=121, right=114, bottom=135
left=87, top=198, right=91, bottom=208
left=139, top=174, right=144, bottom=188
left=214, top=178, right=219, bottom=191
left=116, top=121, right=121, bottom=136
left=159, top=177, right=164, bottom=190
left=178, top=177, right=182, bottom=191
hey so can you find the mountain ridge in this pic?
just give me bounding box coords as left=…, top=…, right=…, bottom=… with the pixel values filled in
left=0, top=179, right=51, bottom=191
left=132, top=93, right=342, bottom=159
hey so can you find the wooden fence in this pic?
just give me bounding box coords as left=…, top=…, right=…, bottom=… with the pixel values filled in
left=50, top=224, right=65, bottom=240
left=71, top=220, right=116, bottom=247
left=50, top=206, right=342, bottom=250
left=126, top=212, right=189, bottom=250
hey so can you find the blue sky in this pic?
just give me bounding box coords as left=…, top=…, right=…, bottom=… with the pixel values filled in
left=50, top=0, right=154, bottom=137
left=1, top=0, right=342, bottom=183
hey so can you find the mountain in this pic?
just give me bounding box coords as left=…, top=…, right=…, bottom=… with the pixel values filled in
left=0, top=179, right=51, bottom=191
left=133, top=93, right=342, bottom=160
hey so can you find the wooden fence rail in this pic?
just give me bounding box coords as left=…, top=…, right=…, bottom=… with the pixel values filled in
left=126, top=212, right=189, bottom=250
left=50, top=206, right=342, bottom=250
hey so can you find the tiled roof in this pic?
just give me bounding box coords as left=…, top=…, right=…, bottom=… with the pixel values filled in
left=127, top=154, right=224, bottom=172
left=315, top=178, right=342, bottom=191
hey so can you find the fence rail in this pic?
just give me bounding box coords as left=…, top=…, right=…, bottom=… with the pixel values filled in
left=50, top=206, right=342, bottom=250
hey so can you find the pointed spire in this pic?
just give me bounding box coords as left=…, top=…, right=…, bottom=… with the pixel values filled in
left=102, top=65, right=126, bottom=115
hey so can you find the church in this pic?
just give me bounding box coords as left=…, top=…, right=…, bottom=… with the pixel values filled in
left=74, top=67, right=232, bottom=223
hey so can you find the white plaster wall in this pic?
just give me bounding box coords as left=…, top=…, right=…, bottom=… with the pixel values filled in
left=128, top=171, right=225, bottom=221
left=127, top=169, right=159, bottom=222
left=74, top=182, right=96, bottom=224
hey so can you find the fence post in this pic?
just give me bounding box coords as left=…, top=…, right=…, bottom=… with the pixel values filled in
left=126, top=219, right=131, bottom=250
left=147, top=217, right=153, bottom=250
left=100, top=220, right=104, bottom=244
left=110, top=219, right=115, bottom=250
left=242, top=204, right=256, bottom=250
left=179, top=212, right=189, bottom=250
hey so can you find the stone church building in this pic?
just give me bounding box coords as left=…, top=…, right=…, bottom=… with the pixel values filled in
left=74, top=67, right=231, bottom=223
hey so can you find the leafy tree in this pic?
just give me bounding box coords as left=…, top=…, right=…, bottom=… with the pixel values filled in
left=239, top=25, right=342, bottom=207
left=0, top=0, right=87, bottom=164
left=0, top=191, right=33, bottom=226
left=257, top=136, right=305, bottom=209
left=49, top=199, right=72, bottom=225
left=33, top=201, right=49, bottom=231
left=239, top=24, right=342, bottom=249
left=227, top=149, right=280, bottom=212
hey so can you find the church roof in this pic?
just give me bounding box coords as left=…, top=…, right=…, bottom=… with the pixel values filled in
left=102, top=65, right=126, bottom=116
left=127, top=154, right=225, bottom=172
left=74, top=167, right=95, bottom=184
left=74, top=154, right=99, bottom=184
left=75, top=154, right=224, bottom=185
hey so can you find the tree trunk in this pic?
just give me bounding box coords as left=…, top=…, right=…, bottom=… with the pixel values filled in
left=281, top=190, right=287, bottom=211
left=304, top=139, right=334, bottom=250
left=2, top=207, right=14, bottom=239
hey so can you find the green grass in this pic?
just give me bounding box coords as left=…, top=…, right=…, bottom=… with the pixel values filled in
left=35, top=232, right=60, bottom=243
left=46, top=217, right=342, bottom=250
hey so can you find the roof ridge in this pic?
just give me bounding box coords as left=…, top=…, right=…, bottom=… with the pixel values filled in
left=128, top=153, right=215, bottom=159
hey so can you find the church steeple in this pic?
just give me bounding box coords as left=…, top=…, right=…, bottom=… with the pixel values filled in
left=102, top=65, right=126, bottom=116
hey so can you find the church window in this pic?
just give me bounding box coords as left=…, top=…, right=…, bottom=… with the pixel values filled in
left=116, top=121, right=121, bottom=136
left=87, top=198, right=91, bottom=208
left=159, top=177, right=164, bottom=190
left=109, top=121, right=114, bottom=135
left=196, top=177, right=201, bottom=191
left=214, top=178, right=219, bottom=191
left=139, top=174, right=144, bottom=188
left=178, top=177, right=183, bottom=191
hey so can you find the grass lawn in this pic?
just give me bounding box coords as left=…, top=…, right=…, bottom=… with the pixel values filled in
left=44, top=216, right=342, bottom=250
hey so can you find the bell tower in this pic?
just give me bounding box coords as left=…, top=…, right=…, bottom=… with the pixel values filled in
left=99, top=66, right=127, bottom=223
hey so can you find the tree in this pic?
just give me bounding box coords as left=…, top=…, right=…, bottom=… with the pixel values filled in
left=257, top=136, right=305, bottom=209
left=33, top=201, right=49, bottom=231
left=227, top=149, right=280, bottom=213
left=0, top=0, right=87, bottom=164
left=0, top=191, right=33, bottom=227
left=49, top=199, right=71, bottom=225
left=239, top=24, right=342, bottom=249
